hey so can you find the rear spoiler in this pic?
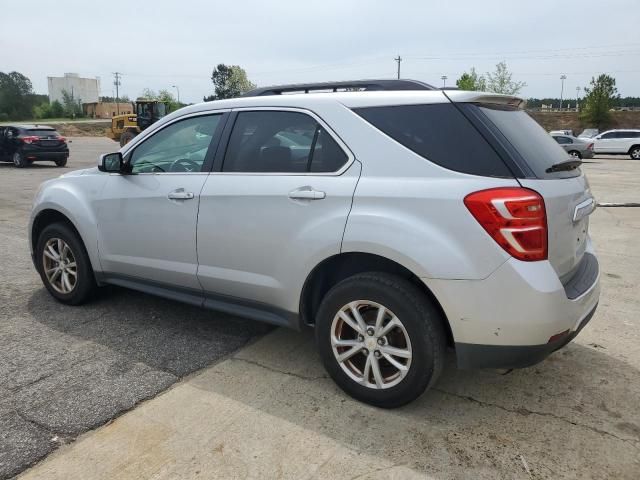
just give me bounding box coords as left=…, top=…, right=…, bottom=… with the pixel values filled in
left=443, top=90, right=525, bottom=109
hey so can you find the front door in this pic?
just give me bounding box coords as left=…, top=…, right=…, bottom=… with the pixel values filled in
left=196, top=109, right=360, bottom=315
left=95, top=112, right=226, bottom=290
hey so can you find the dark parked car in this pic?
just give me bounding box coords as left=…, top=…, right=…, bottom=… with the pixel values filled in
left=0, top=125, right=69, bottom=168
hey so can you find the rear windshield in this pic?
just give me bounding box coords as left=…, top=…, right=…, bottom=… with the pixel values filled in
left=27, top=129, right=59, bottom=137
left=353, top=103, right=512, bottom=177
left=476, top=105, right=580, bottom=178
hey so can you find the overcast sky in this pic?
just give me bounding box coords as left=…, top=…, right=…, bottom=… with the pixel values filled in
left=2, top=0, right=639, bottom=103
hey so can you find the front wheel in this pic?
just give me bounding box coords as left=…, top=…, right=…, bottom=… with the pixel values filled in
left=630, top=147, right=640, bottom=160
left=315, top=272, right=447, bottom=408
left=119, top=130, right=137, bottom=147
left=36, top=222, right=96, bottom=305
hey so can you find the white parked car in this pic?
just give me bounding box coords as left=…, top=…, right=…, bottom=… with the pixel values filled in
left=591, top=129, right=640, bottom=159
left=29, top=80, right=600, bottom=407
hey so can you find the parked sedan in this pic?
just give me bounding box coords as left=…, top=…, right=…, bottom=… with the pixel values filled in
left=551, top=134, right=594, bottom=159
left=0, top=125, right=69, bottom=168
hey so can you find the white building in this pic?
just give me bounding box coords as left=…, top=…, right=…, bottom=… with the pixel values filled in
left=47, top=73, right=100, bottom=104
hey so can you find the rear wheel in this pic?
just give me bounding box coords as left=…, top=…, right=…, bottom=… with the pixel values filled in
left=119, top=130, right=137, bottom=147
left=36, top=222, right=96, bottom=305
left=629, top=146, right=640, bottom=160
left=568, top=150, right=582, bottom=159
left=315, top=272, right=447, bottom=408
left=55, top=157, right=68, bottom=167
left=12, top=151, right=27, bottom=168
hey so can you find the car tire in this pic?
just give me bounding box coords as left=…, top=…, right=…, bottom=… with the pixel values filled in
left=35, top=222, right=96, bottom=305
left=55, top=157, right=68, bottom=167
left=12, top=151, right=27, bottom=168
left=568, top=150, right=582, bottom=160
left=629, top=146, right=640, bottom=160
left=315, top=272, right=447, bottom=408
left=119, top=130, right=136, bottom=147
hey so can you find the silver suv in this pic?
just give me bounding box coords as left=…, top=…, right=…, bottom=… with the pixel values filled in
left=30, top=80, right=600, bottom=407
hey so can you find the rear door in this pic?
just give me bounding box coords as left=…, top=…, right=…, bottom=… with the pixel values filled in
left=196, top=108, right=360, bottom=314
left=472, top=104, right=594, bottom=281
left=593, top=131, right=618, bottom=153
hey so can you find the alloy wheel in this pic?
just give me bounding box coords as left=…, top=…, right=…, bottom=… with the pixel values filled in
left=331, top=300, right=412, bottom=389
left=42, top=238, right=77, bottom=294
left=632, top=148, right=640, bottom=160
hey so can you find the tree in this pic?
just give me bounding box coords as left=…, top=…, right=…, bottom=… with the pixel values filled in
left=485, top=62, right=526, bottom=95
left=580, top=74, right=618, bottom=129
left=0, top=71, right=36, bottom=119
left=456, top=68, right=487, bottom=91
left=61, top=89, right=83, bottom=118
left=138, top=88, right=181, bottom=112
left=204, top=64, right=256, bottom=101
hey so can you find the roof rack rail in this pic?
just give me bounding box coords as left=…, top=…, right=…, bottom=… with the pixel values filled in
left=242, top=79, right=437, bottom=97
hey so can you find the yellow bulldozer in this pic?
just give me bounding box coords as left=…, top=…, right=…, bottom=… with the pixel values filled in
left=107, top=100, right=168, bottom=147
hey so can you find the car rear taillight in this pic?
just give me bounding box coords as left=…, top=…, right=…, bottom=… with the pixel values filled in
left=20, top=136, right=40, bottom=144
left=587, top=143, right=594, bottom=151
left=56, top=136, right=66, bottom=143
left=464, top=187, right=548, bottom=261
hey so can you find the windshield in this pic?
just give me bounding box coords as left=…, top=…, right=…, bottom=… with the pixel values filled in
left=27, top=129, right=59, bottom=137
left=477, top=105, right=580, bottom=179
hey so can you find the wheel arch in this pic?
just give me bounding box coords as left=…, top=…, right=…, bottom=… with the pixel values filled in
left=628, top=144, right=640, bottom=154
left=299, top=251, right=454, bottom=346
left=31, top=206, right=101, bottom=276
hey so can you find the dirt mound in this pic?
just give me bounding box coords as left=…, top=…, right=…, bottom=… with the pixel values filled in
left=49, top=122, right=111, bottom=137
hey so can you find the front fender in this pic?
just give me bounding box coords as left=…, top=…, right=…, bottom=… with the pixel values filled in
left=30, top=173, right=108, bottom=273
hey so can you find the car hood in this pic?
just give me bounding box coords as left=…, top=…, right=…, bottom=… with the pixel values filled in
left=60, top=166, right=100, bottom=178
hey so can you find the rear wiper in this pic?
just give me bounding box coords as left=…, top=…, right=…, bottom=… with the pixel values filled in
left=546, top=159, right=582, bottom=173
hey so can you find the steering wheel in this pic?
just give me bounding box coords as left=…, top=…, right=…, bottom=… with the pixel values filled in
left=169, top=158, right=200, bottom=172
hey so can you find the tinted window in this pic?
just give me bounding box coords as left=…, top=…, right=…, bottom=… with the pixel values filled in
left=478, top=105, right=580, bottom=179
left=554, top=136, right=571, bottom=144
left=601, top=132, right=617, bottom=139
left=223, top=111, right=347, bottom=173
left=129, top=114, right=221, bottom=173
left=618, top=131, right=640, bottom=138
left=354, top=103, right=511, bottom=177
left=27, top=129, right=59, bottom=137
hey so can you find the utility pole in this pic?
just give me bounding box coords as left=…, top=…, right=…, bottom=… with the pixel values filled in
left=113, top=72, right=122, bottom=115
left=394, top=55, right=402, bottom=79
left=559, top=74, right=566, bottom=111
left=576, top=86, right=581, bottom=112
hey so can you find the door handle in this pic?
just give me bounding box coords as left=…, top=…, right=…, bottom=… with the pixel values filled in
left=288, top=187, right=326, bottom=200
left=167, top=189, right=195, bottom=200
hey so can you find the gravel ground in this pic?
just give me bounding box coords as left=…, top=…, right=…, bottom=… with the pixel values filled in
left=0, top=138, right=271, bottom=479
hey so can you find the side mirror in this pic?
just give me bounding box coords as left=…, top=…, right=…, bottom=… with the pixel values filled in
left=98, top=152, right=124, bottom=172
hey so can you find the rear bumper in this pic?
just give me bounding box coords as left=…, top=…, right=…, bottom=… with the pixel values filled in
left=454, top=303, right=597, bottom=368
left=425, top=239, right=600, bottom=369
left=23, top=151, right=68, bottom=161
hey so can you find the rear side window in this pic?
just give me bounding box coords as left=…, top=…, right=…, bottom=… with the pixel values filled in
left=223, top=111, right=348, bottom=173
left=554, top=136, right=572, bottom=144
left=476, top=105, right=580, bottom=179
left=353, top=104, right=512, bottom=177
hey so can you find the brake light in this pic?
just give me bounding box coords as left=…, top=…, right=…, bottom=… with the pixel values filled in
left=56, top=136, right=66, bottom=143
left=587, top=143, right=594, bottom=151
left=20, top=136, right=40, bottom=144
left=464, top=187, right=548, bottom=261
